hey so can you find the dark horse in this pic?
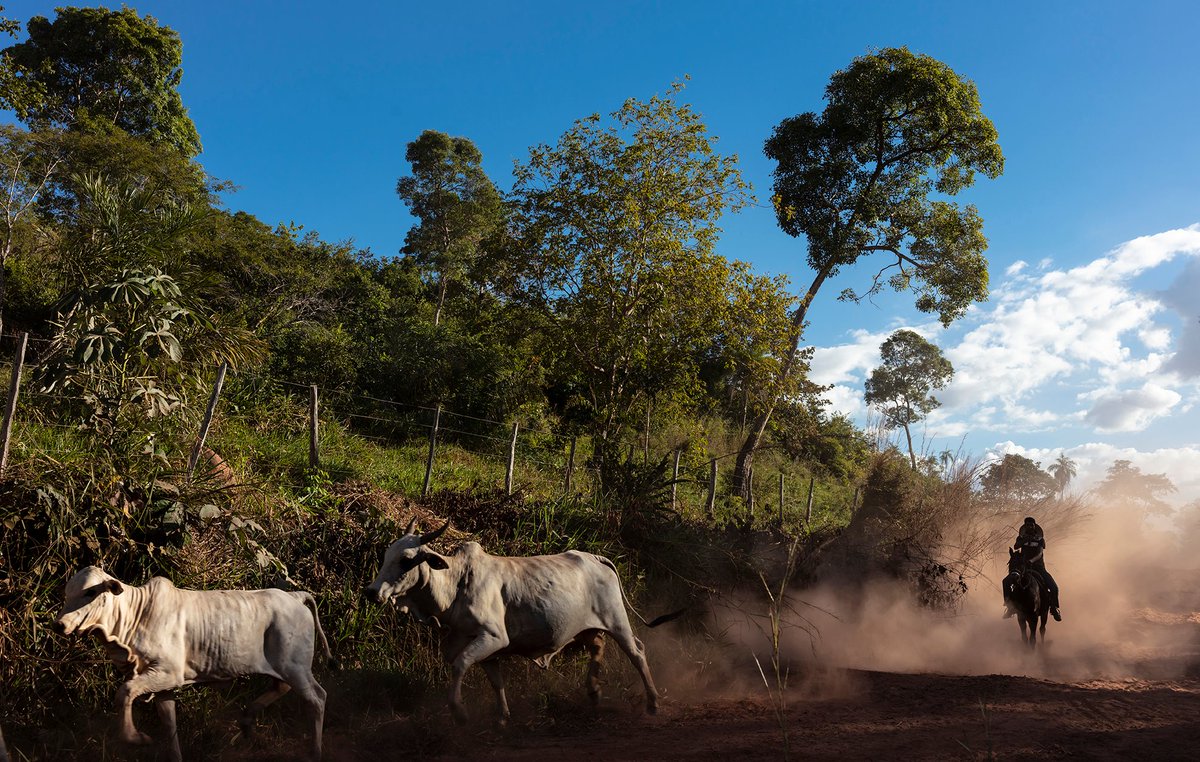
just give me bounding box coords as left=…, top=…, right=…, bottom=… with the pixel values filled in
left=1003, top=547, right=1051, bottom=648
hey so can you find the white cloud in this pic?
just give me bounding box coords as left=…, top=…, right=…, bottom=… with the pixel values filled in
left=1081, top=384, right=1181, bottom=432
left=809, top=225, right=1200, bottom=452
left=933, top=225, right=1200, bottom=435
left=1006, top=441, right=1200, bottom=507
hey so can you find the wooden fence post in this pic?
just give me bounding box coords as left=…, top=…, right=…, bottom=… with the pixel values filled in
left=778, top=472, right=785, bottom=529
left=564, top=437, right=577, bottom=493
left=805, top=475, right=815, bottom=524
left=0, top=332, right=28, bottom=475
left=505, top=421, right=519, bottom=495
left=308, top=384, right=319, bottom=469
left=186, top=361, right=228, bottom=481
left=706, top=458, right=717, bottom=520
left=671, top=449, right=681, bottom=511
left=423, top=404, right=441, bottom=497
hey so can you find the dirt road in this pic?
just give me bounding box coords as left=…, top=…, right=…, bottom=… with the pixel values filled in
left=362, top=669, right=1197, bottom=761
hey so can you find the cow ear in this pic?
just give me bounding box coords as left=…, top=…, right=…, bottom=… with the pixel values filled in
left=421, top=551, right=450, bottom=571
left=105, top=579, right=125, bottom=596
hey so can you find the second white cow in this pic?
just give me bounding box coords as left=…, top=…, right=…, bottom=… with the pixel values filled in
left=54, top=566, right=332, bottom=761
left=364, top=519, right=682, bottom=724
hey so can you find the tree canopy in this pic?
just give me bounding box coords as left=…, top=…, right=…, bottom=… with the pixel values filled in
left=980, top=453, right=1057, bottom=503
left=864, top=329, right=954, bottom=469
left=732, top=46, right=1003, bottom=497
left=0, top=6, right=201, bottom=156
left=509, top=83, right=752, bottom=470
left=396, top=130, right=505, bottom=327
left=1094, top=460, right=1176, bottom=516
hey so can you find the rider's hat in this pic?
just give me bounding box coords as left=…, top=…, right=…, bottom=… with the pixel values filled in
left=1023, top=516, right=1037, bottom=525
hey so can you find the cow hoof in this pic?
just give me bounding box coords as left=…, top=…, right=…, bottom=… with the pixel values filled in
left=646, top=703, right=658, bottom=716
left=237, top=718, right=257, bottom=737
left=452, top=707, right=470, bottom=726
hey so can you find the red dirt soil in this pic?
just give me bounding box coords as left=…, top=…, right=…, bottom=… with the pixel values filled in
left=323, top=670, right=1200, bottom=761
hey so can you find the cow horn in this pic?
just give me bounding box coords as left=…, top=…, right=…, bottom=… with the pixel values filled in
left=420, top=520, right=450, bottom=545
left=404, top=517, right=418, bottom=536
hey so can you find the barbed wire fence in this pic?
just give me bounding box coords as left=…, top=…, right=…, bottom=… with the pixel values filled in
left=0, top=330, right=828, bottom=528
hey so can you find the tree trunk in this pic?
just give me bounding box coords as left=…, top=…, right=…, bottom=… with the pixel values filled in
left=433, top=275, right=447, bottom=328
left=904, top=422, right=916, bottom=470
left=731, top=265, right=833, bottom=499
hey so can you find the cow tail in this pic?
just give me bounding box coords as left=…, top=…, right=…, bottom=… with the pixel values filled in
left=596, top=556, right=685, bottom=629
left=299, top=592, right=341, bottom=671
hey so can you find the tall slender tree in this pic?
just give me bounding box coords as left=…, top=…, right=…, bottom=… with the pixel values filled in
left=731, top=47, right=1003, bottom=498
left=396, top=130, right=504, bottom=327
left=1049, top=453, right=1076, bottom=496
left=864, top=329, right=953, bottom=469
left=0, top=126, right=60, bottom=335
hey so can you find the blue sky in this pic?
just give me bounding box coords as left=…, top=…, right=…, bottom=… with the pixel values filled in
left=5, top=1, right=1199, bottom=501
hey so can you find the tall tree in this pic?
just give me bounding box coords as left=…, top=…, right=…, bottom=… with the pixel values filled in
left=864, top=329, right=953, bottom=469
left=0, top=126, right=60, bottom=336
left=0, top=6, right=201, bottom=156
left=510, top=83, right=750, bottom=473
left=980, top=453, right=1057, bottom=502
left=1094, top=460, right=1176, bottom=516
left=731, top=47, right=1004, bottom=498
left=1049, top=453, right=1076, bottom=496
left=396, top=130, right=504, bottom=327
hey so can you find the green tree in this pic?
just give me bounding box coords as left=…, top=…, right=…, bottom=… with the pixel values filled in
left=1094, top=459, right=1176, bottom=516
left=57, top=172, right=207, bottom=281
left=0, top=125, right=61, bottom=335
left=510, top=83, right=751, bottom=473
left=0, top=6, right=201, bottom=156
left=703, top=270, right=808, bottom=432
left=396, top=130, right=504, bottom=327
left=979, top=453, right=1057, bottom=502
left=864, top=329, right=953, bottom=469
left=732, top=47, right=1004, bottom=498
left=1049, top=453, right=1076, bottom=496
left=39, top=268, right=263, bottom=472
left=0, top=4, right=18, bottom=37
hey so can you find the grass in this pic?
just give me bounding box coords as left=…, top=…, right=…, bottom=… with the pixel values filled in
left=0, top=383, right=872, bottom=760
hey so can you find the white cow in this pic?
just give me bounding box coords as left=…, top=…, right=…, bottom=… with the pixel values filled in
left=54, top=566, right=332, bottom=761
left=364, top=520, right=681, bottom=724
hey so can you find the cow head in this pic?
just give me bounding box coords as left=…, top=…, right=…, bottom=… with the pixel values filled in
left=54, top=566, right=126, bottom=636
left=364, top=518, right=451, bottom=606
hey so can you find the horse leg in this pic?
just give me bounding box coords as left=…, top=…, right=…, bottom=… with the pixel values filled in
left=1018, top=616, right=1029, bottom=644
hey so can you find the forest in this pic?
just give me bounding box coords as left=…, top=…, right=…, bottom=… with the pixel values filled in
left=0, top=6, right=1192, bottom=761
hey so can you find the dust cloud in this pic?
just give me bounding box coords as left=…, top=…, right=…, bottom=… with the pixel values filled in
left=701, top=500, right=1200, bottom=689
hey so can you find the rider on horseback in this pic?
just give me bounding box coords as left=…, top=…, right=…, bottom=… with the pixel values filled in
left=1004, top=516, right=1062, bottom=621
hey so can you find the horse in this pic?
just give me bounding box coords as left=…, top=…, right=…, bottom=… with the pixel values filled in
left=1003, top=547, right=1051, bottom=648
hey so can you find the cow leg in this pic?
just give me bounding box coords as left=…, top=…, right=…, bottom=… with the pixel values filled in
left=606, top=624, right=661, bottom=715
left=238, top=680, right=292, bottom=737
left=479, top=660, right=510, bottom=725
left=154, top=694, right=182, bottom=762
left=576, top=629, right=605, bottom=706
left=115, top=671, right=180, bottom=745
left=288, top=678, right=326, bottom=762
left=448, top=633, right=507, bottom=725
